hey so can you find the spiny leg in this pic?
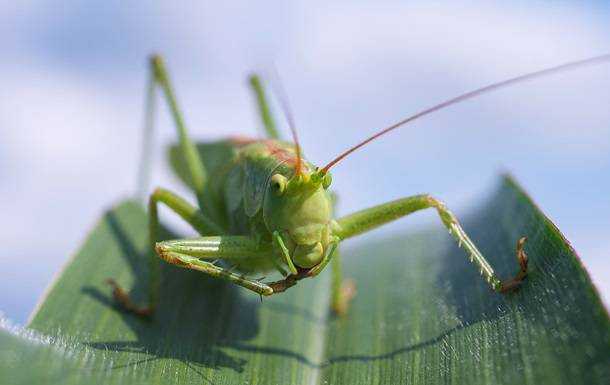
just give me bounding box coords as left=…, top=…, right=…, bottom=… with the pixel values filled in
left=497, top=236, right=528, bottom=292
left=335, top=194, right=529, bottom=292
left=108, top=187, right=224, bottom=317
left=155, top=236, right=274, bottom=296
left=249, top=74, right=280, bottom=139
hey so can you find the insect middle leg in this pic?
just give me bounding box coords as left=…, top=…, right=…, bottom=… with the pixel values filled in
left=108, top=187, right=224, bottom=317
left=335, top=194, right=528, bottom=292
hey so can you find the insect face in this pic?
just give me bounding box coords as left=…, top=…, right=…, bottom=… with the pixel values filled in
left=264, top=170, right=334, bottom=268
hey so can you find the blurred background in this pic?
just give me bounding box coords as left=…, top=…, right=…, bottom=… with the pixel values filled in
left=1, top=1, right=608, bottom=325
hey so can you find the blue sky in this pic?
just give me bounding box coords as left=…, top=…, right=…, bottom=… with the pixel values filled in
left=1, top=1, right=609, bottom=324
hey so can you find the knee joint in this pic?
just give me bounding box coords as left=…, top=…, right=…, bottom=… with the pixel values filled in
left=424, top=194, right=445, bottom=209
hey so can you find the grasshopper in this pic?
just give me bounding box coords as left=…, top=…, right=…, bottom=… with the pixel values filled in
left=108, top=54, right=610, bottom=317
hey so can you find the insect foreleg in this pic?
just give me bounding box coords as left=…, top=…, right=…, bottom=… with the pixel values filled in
left=155, top=236, right=274, bottom=295
left=272, top=231, right=298, bottom=274
left=336, top=194, right=529, bottom=292
left=300, top=239, right=355, bottom=315
left=249, top=74, right=280, bottom=139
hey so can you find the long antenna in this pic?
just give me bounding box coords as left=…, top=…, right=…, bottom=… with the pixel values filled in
left=270, top=67, right=303, bottom=176
left=321, top=53, right=610, bottom=173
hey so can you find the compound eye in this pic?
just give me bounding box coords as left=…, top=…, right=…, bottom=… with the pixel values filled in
left=322, top=173, right=332, bottom=189
left=270, top=174, right=287, bottom=195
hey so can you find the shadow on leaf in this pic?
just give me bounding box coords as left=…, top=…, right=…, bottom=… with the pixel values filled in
left=83, top=210, right=259, bottom=374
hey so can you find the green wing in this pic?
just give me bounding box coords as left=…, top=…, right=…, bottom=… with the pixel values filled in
left=169, top=139, right=286, bottom=221
left=168, top=140, right=239, bottom=227
left=168, top=140, right=238, bottom=190
left=242, top=153, right=283, bottom=218
left=242, top=162, right=269, bottom=218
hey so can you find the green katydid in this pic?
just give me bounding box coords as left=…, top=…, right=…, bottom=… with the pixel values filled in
left=107, top=53, right=610, bottom=317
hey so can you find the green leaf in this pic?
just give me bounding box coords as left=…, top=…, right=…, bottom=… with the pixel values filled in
left=15, top=176, right=609, bottom=384
left=0, top=322, right=83, bottom=384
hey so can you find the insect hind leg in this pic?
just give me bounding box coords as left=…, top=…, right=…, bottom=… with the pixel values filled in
left=249, top=74, right=280, bottom=139
left=148, top=55, right=208, bottom=198
left=108, top=187, right=224, bottom=318
left=155, top=236, right=274, bottom=296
